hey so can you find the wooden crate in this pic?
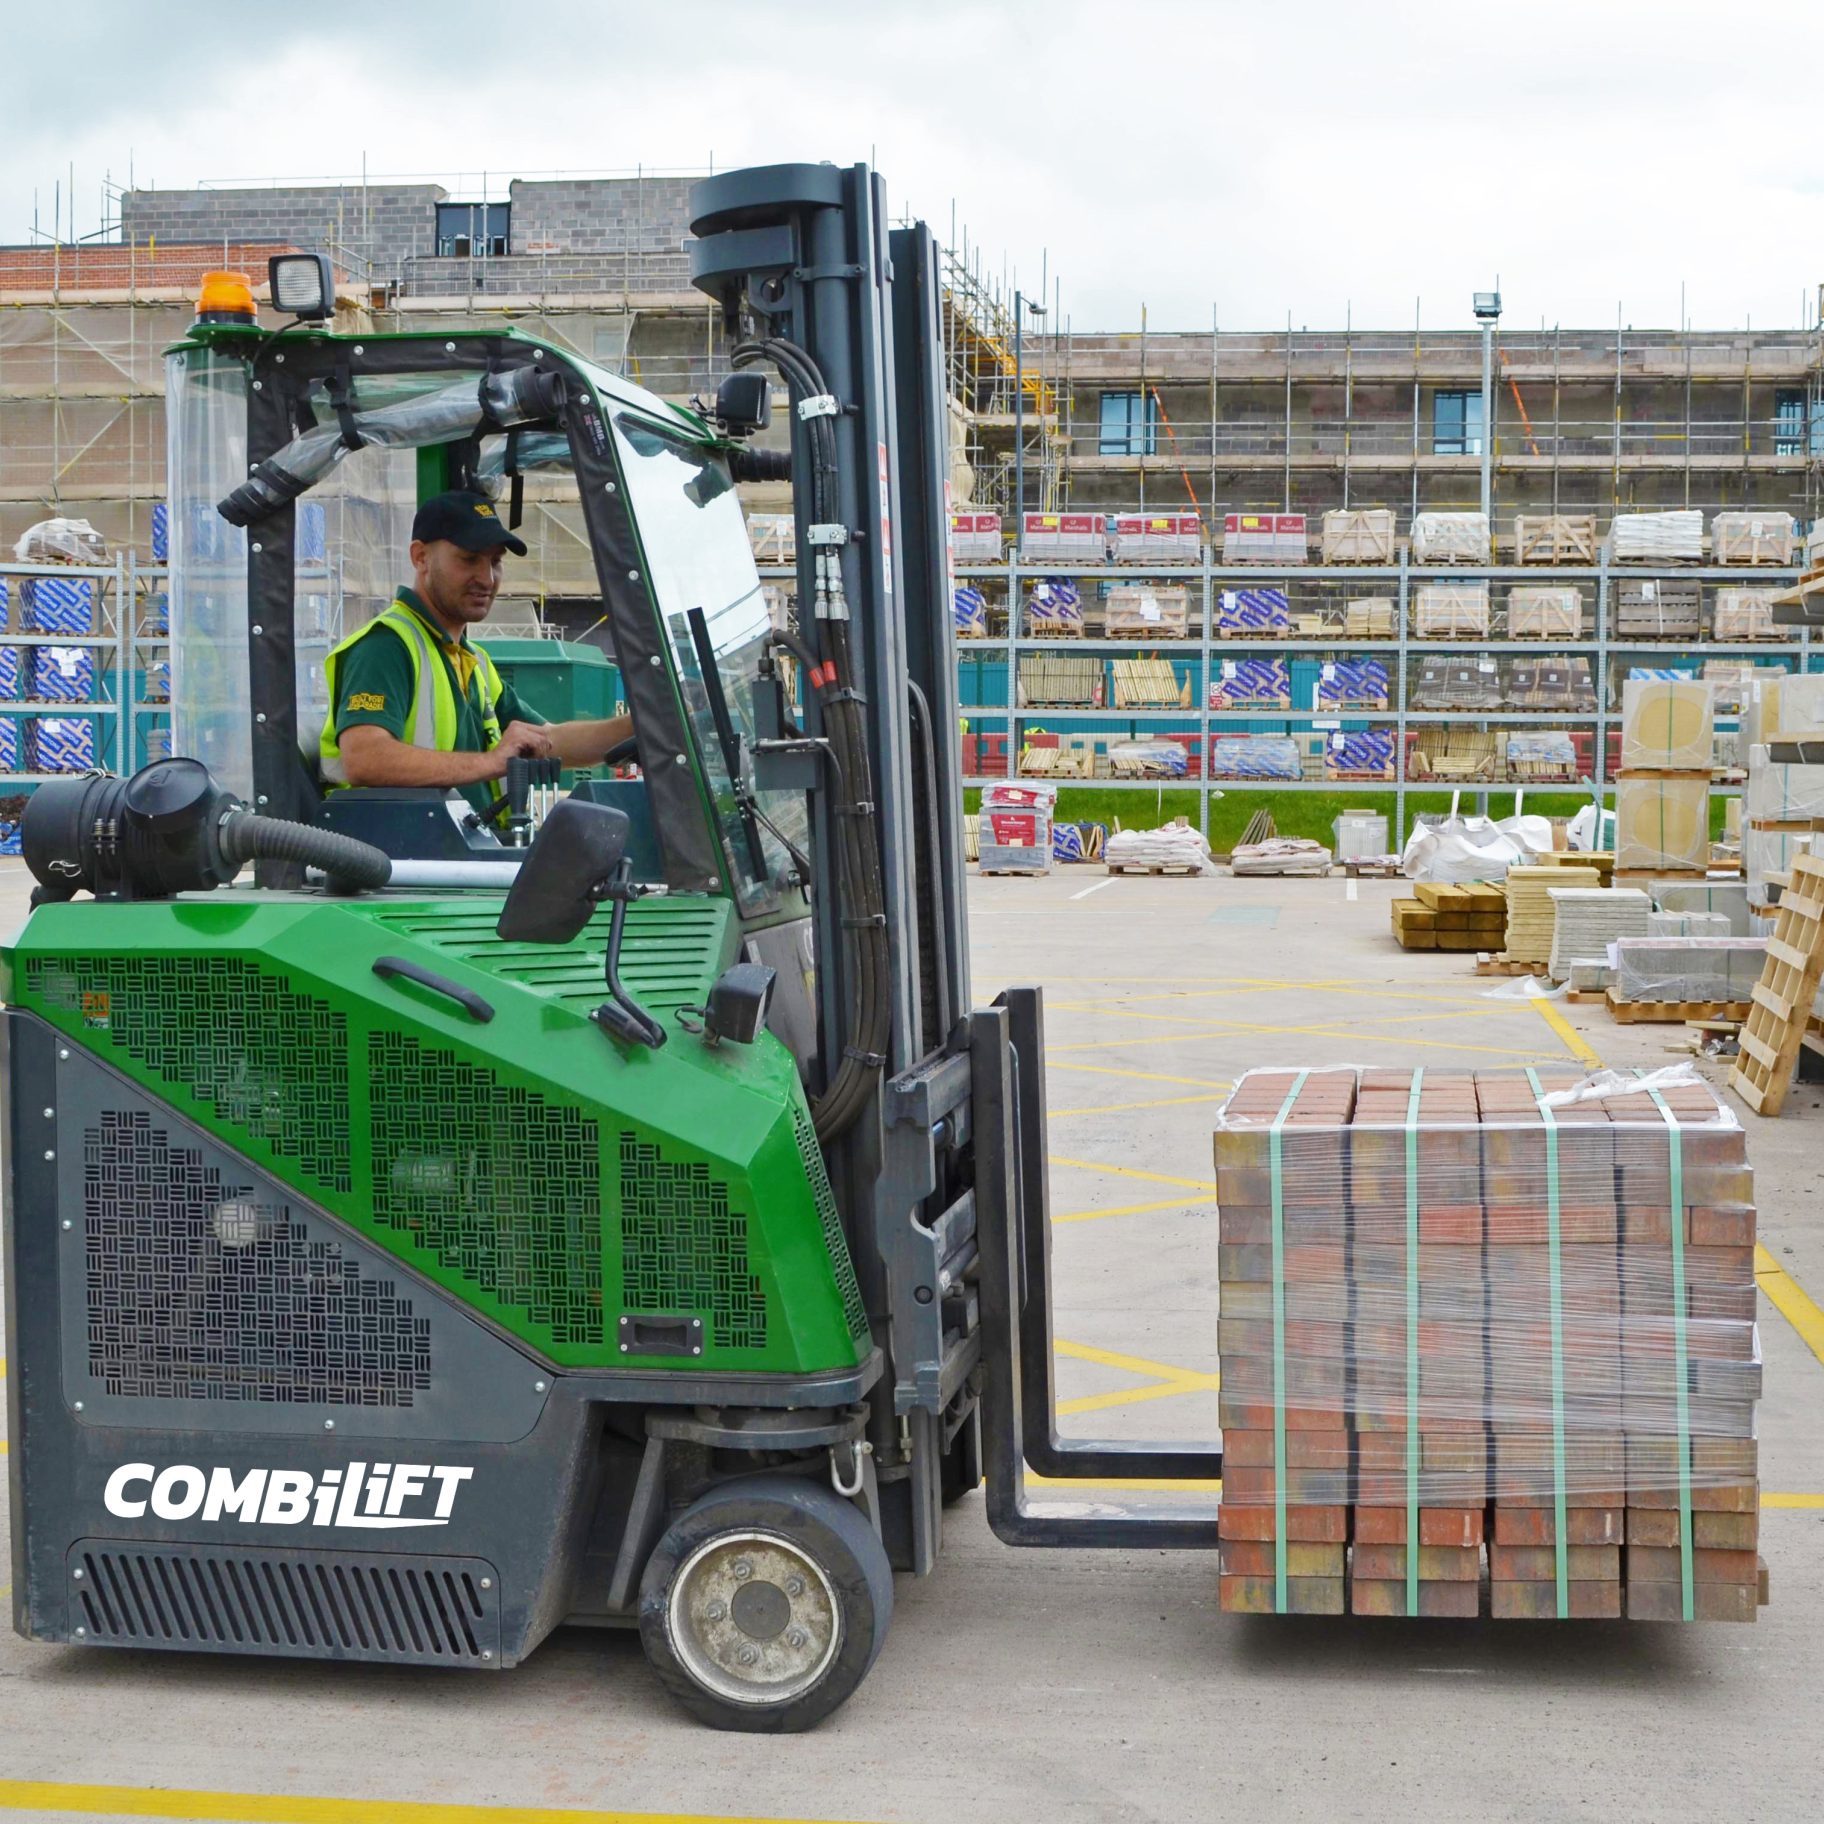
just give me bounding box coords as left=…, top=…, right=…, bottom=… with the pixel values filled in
left=1730, top=852, right=1824, bottom=1116
left=1406, top=728, right=1499, bottom=782
left=1713, top=512, right=1798, bottom=568
left=1412, top=582, right=1490, bottom=639
left=1320, top=509, right=1396, bottom=565
left=1514, top=513, right=1598, bottom=566
left=1615, top=580, right=1702, bottom=638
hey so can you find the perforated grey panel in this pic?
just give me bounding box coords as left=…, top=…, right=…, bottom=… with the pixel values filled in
left=84, top=1110, right=431, bottom=1407
left=55, top=1044, right=550, bottom=1443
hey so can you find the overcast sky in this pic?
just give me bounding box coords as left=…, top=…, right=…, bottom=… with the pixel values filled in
left=6, top=0, right=1820, bottom=334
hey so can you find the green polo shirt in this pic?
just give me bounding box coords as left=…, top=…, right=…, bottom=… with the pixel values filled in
left=332, top=587, right=542, bottom=811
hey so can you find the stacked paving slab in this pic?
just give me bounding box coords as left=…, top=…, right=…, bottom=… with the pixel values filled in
left=1213, top=1067, right=1762, bottom=1620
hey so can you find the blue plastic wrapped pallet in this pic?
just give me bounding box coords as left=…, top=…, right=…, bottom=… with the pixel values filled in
left=1026, top=578, right=1082, bottom=636
left=0, top=821, right=19, bottom=857
left=0, top=718, right=18, bottom=772
left=953, top=585, right=988, bottom=637
left=1216, top=587, right=1290, bottom=636
left=1317, top=657, right=1390, bottom=708
left=145, top=657, right=171, bottom=703
left=30, top=645, right=94, bottom=703
left=1211, top=735, right=1301, bottom=780
left=30, top=716, right=97, bottom=773
left=1324, top=727, right=1396, bottom=777
left=151, top=502, right=170, bottom=563
left=21, top=574, right=94, bottom=634
left=0, top=650, right=19, bottom=702
left=1210, top=657, right=1291, bottom=708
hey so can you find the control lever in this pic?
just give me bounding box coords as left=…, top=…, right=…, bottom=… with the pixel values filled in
left=592, top=855, right=667, bottom=1050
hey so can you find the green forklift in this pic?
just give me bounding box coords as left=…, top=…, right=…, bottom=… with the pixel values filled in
left=2, top=163, right=1220, bottom=1731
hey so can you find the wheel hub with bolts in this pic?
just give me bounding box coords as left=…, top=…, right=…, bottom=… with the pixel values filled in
left=668, top=1530, right=839, bottom=1706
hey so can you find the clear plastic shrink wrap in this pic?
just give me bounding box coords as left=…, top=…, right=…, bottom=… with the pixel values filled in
left=1213, top=1066, right=1761, bottom=1621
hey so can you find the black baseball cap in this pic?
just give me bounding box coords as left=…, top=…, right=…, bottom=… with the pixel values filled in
left=412, top=489, right=528, bottom=557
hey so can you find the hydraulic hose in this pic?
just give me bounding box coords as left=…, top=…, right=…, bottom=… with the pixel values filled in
left=219, top=811, right=393, bottom=891
left=735, top=336, right=891, bottom=1145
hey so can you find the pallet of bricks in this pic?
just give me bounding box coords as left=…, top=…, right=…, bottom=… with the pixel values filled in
left=1214, top=1067, right=1765, bottom=1621
left=1390, top=881, right=1505, bottom=952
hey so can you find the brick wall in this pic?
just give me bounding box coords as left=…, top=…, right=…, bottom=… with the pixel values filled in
left=509, top=176, right=696, bottom=256
left=0, top=241, right=309, bottom=295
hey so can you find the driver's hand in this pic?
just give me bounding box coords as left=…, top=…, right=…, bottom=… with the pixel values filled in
left=497, top=720, right=555, bottom=759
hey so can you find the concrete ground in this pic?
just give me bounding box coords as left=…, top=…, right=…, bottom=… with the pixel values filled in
left=2, top=859, right=1822, bottom=1823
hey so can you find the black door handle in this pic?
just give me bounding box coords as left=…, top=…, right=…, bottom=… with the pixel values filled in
left=372, top=956, right=496, bottom=1023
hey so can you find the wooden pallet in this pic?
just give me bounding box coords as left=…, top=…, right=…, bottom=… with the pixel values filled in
left=1475, top=954, right=1548, bottom=977
left=1565, top=988, right=1610, bottom=1005
left=1605, top=990, right=1752, bottom=1025
left=1729, top=852, right=1824, bottom=1116
left=1106, top=862, right=1205, bottom=877
left=1345, top=859, right=1403, bottom=878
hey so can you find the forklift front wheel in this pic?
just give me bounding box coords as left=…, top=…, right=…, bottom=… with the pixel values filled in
left=638, top=1474, right=893, bottom=1732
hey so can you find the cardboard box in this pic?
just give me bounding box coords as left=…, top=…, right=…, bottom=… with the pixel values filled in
left=1621, top=678, right=1713, bottom=773
left=1616, top=775, right=1711, bottom=871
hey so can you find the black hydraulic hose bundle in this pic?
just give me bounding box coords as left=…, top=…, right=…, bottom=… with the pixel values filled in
left=733, top=338, right=890, bottom=1145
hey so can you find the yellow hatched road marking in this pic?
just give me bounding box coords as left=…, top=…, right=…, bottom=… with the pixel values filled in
left=1050, top=1155, right=1211, bottom=1193
left=1044, top=1061, right=1235, bottom=1089
left=1053, top=1338, right=1218, bottom=1418
left=0, top=1783, right=871, bottom=1824
left=1529, top=992, right=1603, bottom=1066
left=1756, top=1245, right=1824, bottom=1368
left=1054, top=1194, right=1202, bottom=1224
left=1048, top=1090, right=1233, bottom=1117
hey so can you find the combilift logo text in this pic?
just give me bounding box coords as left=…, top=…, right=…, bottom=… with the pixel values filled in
left=103, top=1462, right=474, bottom=1529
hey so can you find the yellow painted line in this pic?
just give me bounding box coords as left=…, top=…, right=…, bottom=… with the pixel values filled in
left=1756, top=1244, right=1824, bottom=1368
left=0, top=1785, right=871, bottom=1824
left=1045, top=1060, right=1236, bottom=1090
left=1529, top=992, right=1603, bottom=1066
left=1053, top=1194, right=1203, bottom=1224
left=1762, top=1493, right=1824, bottom=1509
left=1050, top=1154, right=1211, bottom=1193
left=1048, top=1090, right=1233, bottom=1118
left=1056, top=1376, right=1220, bottom=1418
left=1048, top=1020, right=1555, bottom=1061
left=1027, top=1473, right=1224, bottom=1492
left=1056, top=1337, right=1215, bottom=1382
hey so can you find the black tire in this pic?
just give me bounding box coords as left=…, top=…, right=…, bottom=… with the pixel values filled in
left=637, top=1473, right=893, bottom=1733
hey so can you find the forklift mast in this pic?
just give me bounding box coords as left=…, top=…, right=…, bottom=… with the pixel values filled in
left=688, top=169, right=981, bottom=1556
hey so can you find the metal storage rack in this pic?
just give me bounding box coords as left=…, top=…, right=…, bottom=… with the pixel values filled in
left=0, top=557, right=168, bottom=801
left=922, top=548, right=1813, bottom=841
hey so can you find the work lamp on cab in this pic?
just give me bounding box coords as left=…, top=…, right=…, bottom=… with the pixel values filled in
left=268, top=251, right=336, bottom=320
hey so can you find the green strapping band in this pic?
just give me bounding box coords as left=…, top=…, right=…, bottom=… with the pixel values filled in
left=1524, top=1068, right=1570, bottom=1617
left=1646, top=1083, right=1697, bottom=1623
left=1405, top=1069, right=1424, bottom=1617
left=1269, top=1069, right=1310, bottom=1615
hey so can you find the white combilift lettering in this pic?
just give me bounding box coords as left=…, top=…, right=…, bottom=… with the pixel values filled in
left=103, top=1463, right=154, bottom=1519
left=150, top=1466, right=206, bottom=1521
left=202, top=1468, right=268, bottom=1522
left=384, top=1465, right=430, bottom=1516
left=260, top=1470, right=314, bottom=1524
left=101, top=1462, right=474, bottom=1528
left=334, top=1463, right=369, bottom=1528
left=362, top=1464, right=391, bottom=1516
left=430, top=1466, right=474, bottom=1518
left=312, top=1469, right=342, bottom=1527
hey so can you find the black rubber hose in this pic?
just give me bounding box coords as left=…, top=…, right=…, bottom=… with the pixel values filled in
left=219, top=812, right=393, bottom=890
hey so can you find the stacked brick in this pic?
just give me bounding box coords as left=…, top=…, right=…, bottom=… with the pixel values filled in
left=1213, top=1066, right=1762, bottom=1621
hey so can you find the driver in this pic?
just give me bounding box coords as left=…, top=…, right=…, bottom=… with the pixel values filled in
left=318, top=489, right=632, bottom=809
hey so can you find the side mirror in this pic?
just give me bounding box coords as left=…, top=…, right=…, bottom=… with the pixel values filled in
left=714, top=371, right=772, bottom=438
left=496, top=799, right=630, bottom=943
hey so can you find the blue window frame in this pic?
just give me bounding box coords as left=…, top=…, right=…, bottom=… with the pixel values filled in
left=1099, top=391, right=1158, bottom=457
left=436, top=202, right=510, bottom=258
left=1433, top=390, right=1484, bottom=456
left=1775, top=388, right=1807, bottom=458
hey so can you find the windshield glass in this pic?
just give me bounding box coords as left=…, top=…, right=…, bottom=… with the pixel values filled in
left=610, top=409, right=806, bottom=913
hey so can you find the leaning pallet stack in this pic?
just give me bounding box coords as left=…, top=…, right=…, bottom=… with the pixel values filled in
left=1729, top=851, right=1824, bottom=1116
left=1503, top=865, right=1599, bottom=966
left=1213, top=1067, right=1764, bottom=1621
left=1616, top=678, right=1712, bottom=881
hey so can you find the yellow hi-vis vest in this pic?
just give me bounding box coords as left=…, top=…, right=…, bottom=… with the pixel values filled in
left=318, top=599, right=506, bottom=787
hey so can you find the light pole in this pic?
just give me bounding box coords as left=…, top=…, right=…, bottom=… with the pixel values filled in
left=1473, top=289, right=1501, bottom=521
left=1013, top=291, right=1047, bottom=523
